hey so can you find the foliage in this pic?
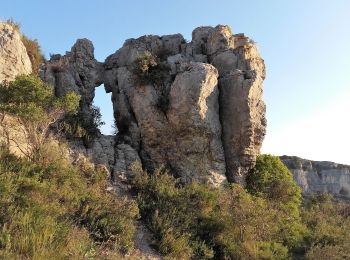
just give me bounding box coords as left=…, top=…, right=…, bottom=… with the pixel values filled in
left=247, top=155, right=302, bottom=216
left=0, top=148, right=138, bottom=259
left=131, top=162, right=308, bottom=259
left=302, top=194, right=350, bottom=259
left=246, top=155, right=306, bottom=251
left=0, top=75, right=80, bottom=160
left=21, top=35, right=45, bottom=75
left=59, top=105, right=104, bottom=148
left=131, top=51, right=170, bottom=86
left=130, top=156, right=350, bottom=259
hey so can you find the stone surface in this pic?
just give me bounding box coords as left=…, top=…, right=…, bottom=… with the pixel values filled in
left=281, top=156, right=350, bottom=198
left=44, top=25, right=267, bottom=185
left=40, top=39, right=104, bottom=120
left=0, top=22, right=32, bottom=82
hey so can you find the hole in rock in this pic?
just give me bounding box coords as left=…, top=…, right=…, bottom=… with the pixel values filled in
left=93, top=85, right=115, bottom=135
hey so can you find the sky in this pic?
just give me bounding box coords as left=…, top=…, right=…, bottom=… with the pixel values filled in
left=1, top=0, right=350, bottom=164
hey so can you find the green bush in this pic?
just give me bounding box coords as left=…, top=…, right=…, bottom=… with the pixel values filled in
left=246, top=155, right=306, bottom=251
left=247, top=155, right=302, bottom=215
left=131, top=162, right=308, bottom=259
left=131, top=51, right=170, bottom=86
left=0, top=75, right=80, bottom=160
left=302, top=194, right=350, bottom=258
left=0, top=149, right=138, bottom=258
left=59, top=104, right=104, bottom=148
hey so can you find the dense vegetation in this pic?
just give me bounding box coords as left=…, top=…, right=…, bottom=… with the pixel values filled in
left=0, top=75, right=80, bottom=161
left=0, top=150, right=138, bottom=259
left=131, top=155, right=350, bottom=259
left=1, top=74, right=349, bottom=259
left=59, top=104, right=105, bottom=148
left=0, top=75, right=139, bottom=258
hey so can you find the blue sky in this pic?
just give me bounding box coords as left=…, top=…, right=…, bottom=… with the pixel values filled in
left=2, top=0, right=350, bottom=163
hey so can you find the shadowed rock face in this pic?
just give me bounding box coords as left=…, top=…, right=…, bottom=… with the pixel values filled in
left=281, top=156, right=350, bottom=199
left=42, top=25, right=267, bottom=186
left=40, top=39, right=104, bottom=121
left=0, top=22, right=32, bottom=82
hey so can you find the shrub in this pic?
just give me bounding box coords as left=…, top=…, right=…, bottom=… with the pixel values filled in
left=302, top=194, right=350, bottom=258
left=131, top=51, right=170, bottom=86
left=247, top=155, right=302, bottom=216
left=246, top=155, right=306, bottom=251
left=59, top=105, right=104, bottom=148
left=21, top=35, right=45, bottom=75
left=0, top=149, right=138, bottom=258
left=0, top=75, right=80, bottom=161
left=131, top=162, right=304, bottom=259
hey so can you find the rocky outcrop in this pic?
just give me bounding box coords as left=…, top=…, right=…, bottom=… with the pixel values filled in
left=40, top=39, right=104, bottom=121
left=281, top=156, right=350, bottom=198
left=43, top=25, right=266, bottom=186
left=0, top=22, right=32, bottom=82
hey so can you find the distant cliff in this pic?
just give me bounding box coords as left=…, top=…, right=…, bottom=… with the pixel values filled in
left=281, top=156, right=350, bottom=198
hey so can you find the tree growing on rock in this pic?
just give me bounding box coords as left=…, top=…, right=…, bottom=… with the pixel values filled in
left=0, top=75, right=80, bottom=161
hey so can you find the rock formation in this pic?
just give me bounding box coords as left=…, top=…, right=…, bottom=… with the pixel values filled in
left=42, top=25, right=267, bottom=186
left=40, top=39, right=104, bottom=122
left=0, top=22, right=32, bottom=82
left=281, top=156, right=350, bottom=199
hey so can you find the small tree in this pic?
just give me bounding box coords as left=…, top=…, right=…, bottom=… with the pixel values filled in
left=0, top=75, right=80, bottom=161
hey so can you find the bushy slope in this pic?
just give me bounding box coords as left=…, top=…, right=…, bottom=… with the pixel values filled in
left=0, top=150, right=138, bottom=259
left=0, top=75, right=139, bottom=258
left=131, top=155, right=350, bottom=259
left=0, top=149, right=138, bottom=259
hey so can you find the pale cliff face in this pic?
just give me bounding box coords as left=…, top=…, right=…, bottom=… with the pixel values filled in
left=281, top=156, right=350, bottom=198
left=0, top=22, right=32, bottom=82
left=41, top=25, right=266, bottom=186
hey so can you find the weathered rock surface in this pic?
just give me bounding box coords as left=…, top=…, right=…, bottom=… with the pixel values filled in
left=0, top=22, right=32, bottom=82
left=42, top=25, right=266, bottom=186
left=281, top=156, right=350, bottom=198
left=40, top=39, right=104, bottom=120
left=102, top=25, right=266, bottom=185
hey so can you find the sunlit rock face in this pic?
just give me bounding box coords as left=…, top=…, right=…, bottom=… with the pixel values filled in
left=281, top=156, right=350, bottom=198
left=43, top=25, right=267, bottom=186
left=0, top=22, right=32, bottom=82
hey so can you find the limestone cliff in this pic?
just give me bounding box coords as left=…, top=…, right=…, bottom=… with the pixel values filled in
left=0, top=22, right=32, bottom=82
left=281, top=156, right=350, bottom=199
left=42, top=25, right=267, bottom=186
left=0, top=22, right=33, bottom=155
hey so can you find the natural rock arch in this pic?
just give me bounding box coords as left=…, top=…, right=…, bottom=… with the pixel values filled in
left=41, top=25, right=266, bottom=187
